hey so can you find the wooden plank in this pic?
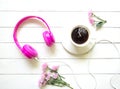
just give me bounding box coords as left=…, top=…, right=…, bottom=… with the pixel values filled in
left=90, top=59, right=120, bottom=73
left=0, top=28, right=120, bottom=43
left=0, top=12, right=120, bottom=27
left=0, top=0, right=120, bottom=11
left=0, top=74, right=114, bottom=89
left=0, top=59, right=120, bottom=74
left=0, top=59, right=88, bottom=74
left=0, top=43, right=119, bottom=59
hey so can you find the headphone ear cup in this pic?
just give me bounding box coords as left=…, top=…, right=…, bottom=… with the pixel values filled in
left=49, top=32, right=55, bottom=43
left=22, top=44, right=38, bottom=59
left=43, top=31, right=55, bottom=47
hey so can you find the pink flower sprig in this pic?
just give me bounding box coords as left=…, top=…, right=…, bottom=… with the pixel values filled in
left=39, top=63, right=73, bottom=89
left=88, top=10, right=107, bottom=29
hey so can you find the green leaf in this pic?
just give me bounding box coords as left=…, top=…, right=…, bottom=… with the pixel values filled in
left=96, top=21, right=104, bottom=29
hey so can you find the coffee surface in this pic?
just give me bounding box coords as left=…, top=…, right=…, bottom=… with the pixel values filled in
left=71, top=26, right=89, bottom=44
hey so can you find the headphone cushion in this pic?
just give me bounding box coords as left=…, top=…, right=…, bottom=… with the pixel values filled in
left=49, top=32, right=55, bottom=43
left=43, top=31, right=55, bottom=47
left=22, top=44, right=38, bottom=59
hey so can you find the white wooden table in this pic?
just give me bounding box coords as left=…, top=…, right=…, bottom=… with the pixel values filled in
left=0, top=0, right=120, bottom=89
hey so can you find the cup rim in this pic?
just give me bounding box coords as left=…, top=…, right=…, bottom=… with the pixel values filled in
left=70, top=25, right=90, bottom=47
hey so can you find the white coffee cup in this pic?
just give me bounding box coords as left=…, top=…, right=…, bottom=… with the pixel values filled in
left=70, top=25, right=95, bottom=54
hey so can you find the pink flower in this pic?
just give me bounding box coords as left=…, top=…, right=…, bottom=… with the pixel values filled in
left=45, top=72, right=51, bottom=81
left=39, top=77, right=45, bottom=87
left=39, top=82, right=43, bottom=88
left=42, top=63, right=48, bottom=72
left=88, top=10, right=93, bottom=17
left=89, top=17, right=95, bottom=25
left=42, top=80, right=47, bottom=86
left=39, top=64, right=73, bottom=89
left=39, top=79, right=47, bottom=87
left=52, top=73, right=59, bottom=79
left=41, top=73, right=46, bottom=80
left=39, top=73, right=46, bottom=82
left=88, top=10, right=107, bottom=29
left=51, top=65, right=59, bottom=71
left=39, top=73, right=48, bottom=87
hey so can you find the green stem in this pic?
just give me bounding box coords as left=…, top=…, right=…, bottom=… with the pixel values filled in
left=66, top=84, right=74, bottom=89
left=61, top=80, right=73, bottom=89
left=59, top=74, right=65, bottom=79
left=93, top=14, right=107, bottom=23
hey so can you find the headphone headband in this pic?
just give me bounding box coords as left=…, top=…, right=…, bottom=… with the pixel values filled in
left=13, top=16, right=51, bottom=51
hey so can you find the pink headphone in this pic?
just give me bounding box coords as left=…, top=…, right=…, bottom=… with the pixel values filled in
left=13, top=16, right=55, bottom=60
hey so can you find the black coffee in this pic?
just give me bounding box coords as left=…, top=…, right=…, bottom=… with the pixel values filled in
left=71, top=26, right=89, bottom=44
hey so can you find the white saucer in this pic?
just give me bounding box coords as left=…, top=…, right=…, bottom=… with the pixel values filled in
left=62, top=25, right=96, bottom=55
